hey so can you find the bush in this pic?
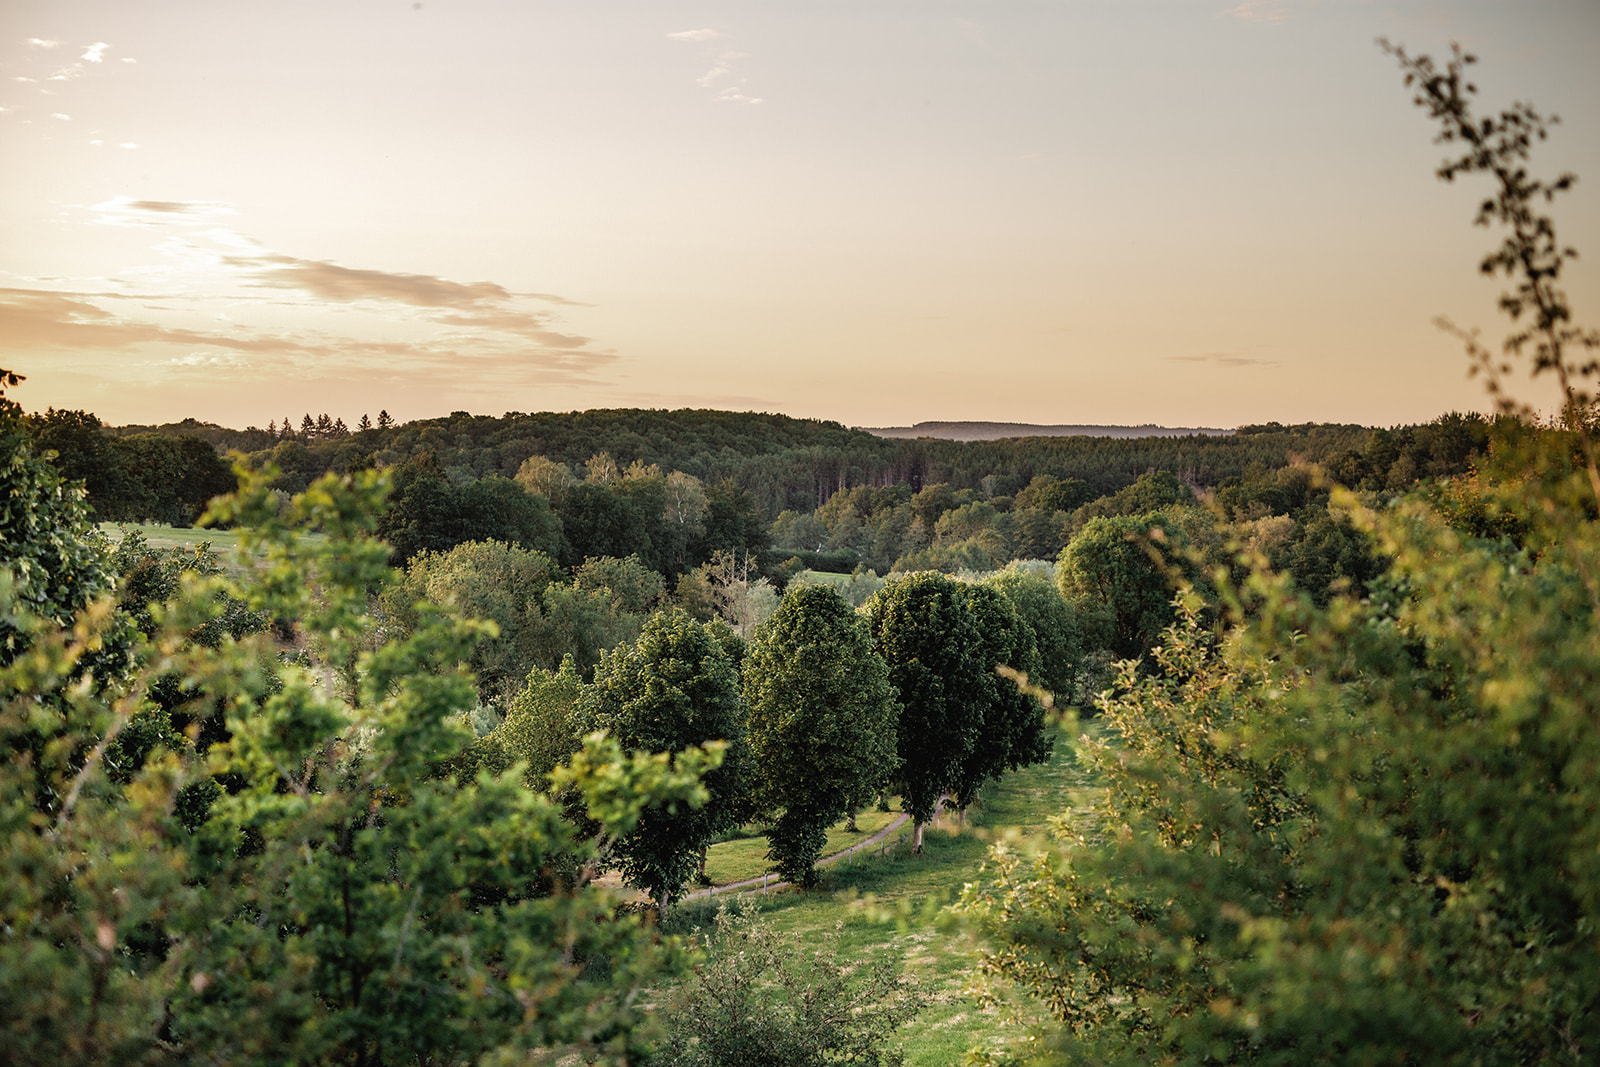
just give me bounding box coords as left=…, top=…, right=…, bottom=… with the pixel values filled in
left=649, top=901, right=920, bottom=1067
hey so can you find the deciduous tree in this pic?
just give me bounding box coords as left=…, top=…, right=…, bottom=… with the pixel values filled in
left=742, top=584, right=899, bottom=885
left=584, top=610, right=753, bottom=911
left=863, top=572, right=985, bottom=852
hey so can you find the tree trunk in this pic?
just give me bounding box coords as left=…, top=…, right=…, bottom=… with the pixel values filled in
left=912, top=818, right=925, bottom=854
left=846, top=809, right=859, bottom=832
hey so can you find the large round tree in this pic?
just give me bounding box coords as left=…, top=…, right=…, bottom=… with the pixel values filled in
left=743, top=584, right=899, bottom=886
left=863, top=572, right=986, bottom=853
left=585, top=610, right=753, bottom=910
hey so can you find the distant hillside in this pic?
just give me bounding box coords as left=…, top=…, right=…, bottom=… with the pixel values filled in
left=858, top=421, right=1231, bottom=442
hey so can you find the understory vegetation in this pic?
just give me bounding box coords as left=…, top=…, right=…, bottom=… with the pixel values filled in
left=3, top=42, right=1597, bottom=1067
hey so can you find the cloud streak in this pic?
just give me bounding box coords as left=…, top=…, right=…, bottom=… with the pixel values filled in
left=0, top=286, right=616, bottom=389
left=237, top=254, right=513, bottom=307
left=1170, top=351, right=1279, bottom=368
left=1221, top=2, right=1289, bottom=24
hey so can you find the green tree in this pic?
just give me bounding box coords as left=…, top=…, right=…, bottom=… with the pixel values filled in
left=0, top=462, right=722, bottom=1065
left=1068, top=469, right=1195, bottom=530
left=983, top=565, right=1091, bottom=706
left=584, top=610, right=753, bottom=911
left=22, top=407, right=133, bottom=517
left=1056, top=512, right=1189, bottom=660
left=378, top=460, right=563, bottom=566
left=558, top=481, right=652, bottom=569
left=574, top=553, right=667, bottom=616
left=381, top=539, right=560, bottom=703
left=742, top=584, right=900, bottom=885
left=948, top=583, right=1052, bottom=818
left=0, top=371, right=118, bottom=663
left=493, top=654, right=589, bottom=788
left=863, top=572, right=985, bottom=852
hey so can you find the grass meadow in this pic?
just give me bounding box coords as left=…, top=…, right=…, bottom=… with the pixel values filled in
left=669, top=718, right=1105, bottom=1065
left=97, top=521, right=252, bottom=553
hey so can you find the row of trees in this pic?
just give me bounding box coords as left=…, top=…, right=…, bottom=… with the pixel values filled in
left=263, top=411, right=393, bottom=441
left=425, top=564, right=1056, bottom=903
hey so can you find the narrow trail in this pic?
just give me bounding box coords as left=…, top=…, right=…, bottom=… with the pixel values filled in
left=682, top=796, right=949, bottom=902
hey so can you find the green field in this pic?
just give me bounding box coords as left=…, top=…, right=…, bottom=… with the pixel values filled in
left=668, top=718, right=1104, bottom=1065
left=97, top=522, right=326, bottom=564
left=97, top=521, right=250, bottom=553
left=793, top=568, right=853, bottom=585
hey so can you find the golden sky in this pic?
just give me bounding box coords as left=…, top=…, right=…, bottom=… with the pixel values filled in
left=3, top=0, right=1597, bottom=429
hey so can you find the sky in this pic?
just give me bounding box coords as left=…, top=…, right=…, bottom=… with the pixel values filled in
left=3, top=1, right=1598, bottom=431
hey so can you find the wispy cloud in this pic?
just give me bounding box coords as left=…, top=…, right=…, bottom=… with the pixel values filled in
left=1170, top=351, right=1279, bottom=368
left=25, top=38, right=61, bottom=49
left=92, top=197, right=238, bottom=227
left=235, top=254, right=512, bottom=307
left=127, top=199, right=223, bottom=215
left=82, top=42, right=109, bottom=62
left=0, top=285, right=616, bottom=389
left=668, top=28, right=763, bottom=104
left=3, top=211, right=619, bottom=394
left=1221, top=2, right=1289, bottom=24
left=0, top=287, right=306, bottom=354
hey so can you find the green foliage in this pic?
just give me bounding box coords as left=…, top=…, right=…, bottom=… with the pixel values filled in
left=983, top=565, right=1094, bottom=706
left=892, top=537, right=1000, bottom=575
left=863, top=572, right=986, bottom=850
left=585, top=610, right=754, bottom=909
left=1067, top=469, right=1195, bottom=531
left=948, top=583, right=1053, bottom=813
left=0, top=370, right=119, bottom=665
left=1056, top=511, right=1192, bottom=661
left=559, top=480, right=654, bottom=570
left=0, top=463, right=718, bottom=1064
left=742, top=584, right=900, bottom=885
left=376, top=455, right=562, bottom=565
left=382, top=538, right=559, bottom=702
left=648, top=901, right=920, bottom=1067
left=964, top=45, right=1600, bottom=1067
left=970, top=489, right=1600, bottom=1063
left=495, top=654, right=588, bottom=788
left=574, top=553, right=667, bottom=616
left=29, top=412, right=238, bottom=526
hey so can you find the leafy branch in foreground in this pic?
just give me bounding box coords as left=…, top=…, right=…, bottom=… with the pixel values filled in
left=2, top=460, right=722, bottom=1065
left=1380, top=38, right=1600, bottom=501
left=961, top=46, right=1600, bottom=1065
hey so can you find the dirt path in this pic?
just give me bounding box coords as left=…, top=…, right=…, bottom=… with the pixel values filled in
left=683, top=797, right=948, bottom=902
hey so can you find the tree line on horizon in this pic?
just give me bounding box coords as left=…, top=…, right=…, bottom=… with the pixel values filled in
left=28, top=397, right=1489, bottom=524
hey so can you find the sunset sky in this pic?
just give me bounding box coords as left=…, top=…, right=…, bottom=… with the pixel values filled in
left=3, top=0, right=1597, bottom=431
